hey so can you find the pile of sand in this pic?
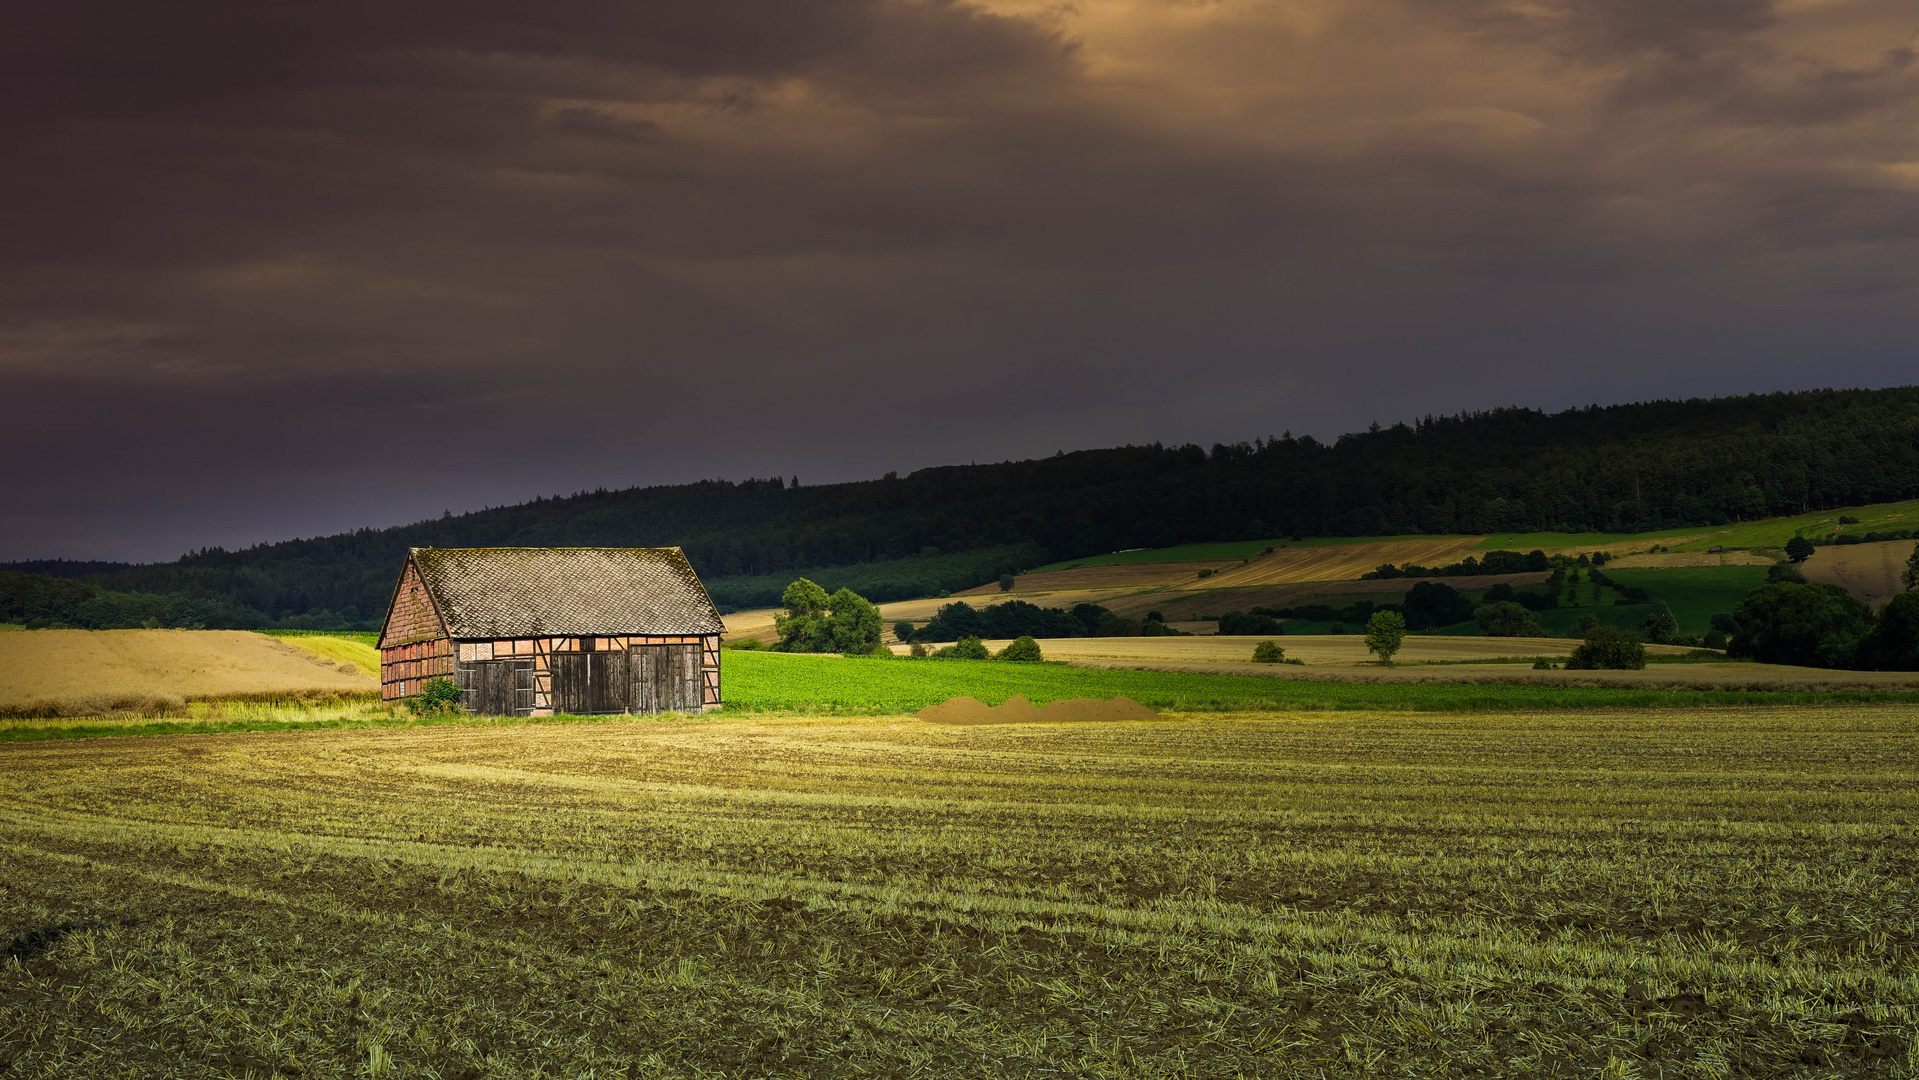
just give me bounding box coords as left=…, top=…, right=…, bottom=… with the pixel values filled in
left=917, top=695, right=1158, bottom=725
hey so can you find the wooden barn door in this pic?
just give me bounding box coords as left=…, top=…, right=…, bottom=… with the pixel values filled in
left=550, top=651, right=632, bottom=714
left=459, top=660, right=534, bottom=716
left=630, top=644, right=703, bottom=713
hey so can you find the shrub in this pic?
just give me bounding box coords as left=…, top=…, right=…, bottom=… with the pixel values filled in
left=909, top=642, right=929, bottom=658
left=999, top=574, right=1016, bottom=592
left=1566, top=626, right=1646, bottom=670
left=1785, top=536, right=1816, bottom=563
left=1532, top=657, right=1555, bottom=669
left=997, top=635, right=1043, bottom=662
left=893, top=621, right=915, bottom=641
left=412, top=677, right=463, bottom=714
left=1328, top=622, right=1346, bottom=635
left=723, top=637, right=763, bottom=651
left=953, top=636, right=989, bottom=660
left=1702, top=629, right=1728, bottom=650
left=1251, top=641, right=1284, bottom=663
left=930, top=644, right=959, bottom=658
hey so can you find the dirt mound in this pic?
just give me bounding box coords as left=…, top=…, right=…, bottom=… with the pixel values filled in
left=918, top=695, right=1158, bottom=725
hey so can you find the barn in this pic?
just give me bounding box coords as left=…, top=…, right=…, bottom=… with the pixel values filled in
left=377, top=547, right=725, bottom=716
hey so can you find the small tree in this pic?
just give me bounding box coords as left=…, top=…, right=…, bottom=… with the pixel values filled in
left=999, top=574, right=1016, bottom=592
left=998, top=635, right=1042, bottom=662
left=824, top=588, right=883, bottom=653
left=1785, top=536, right=1816, bottom=563
left=893, top=620, right=915, bottom=642
left=954, top=636, right=989, bottom=659
left=774, top=578, right=831, bottom=651
left=1364, top=610, right=1406, bottom=664
left=1251, top=640, right=1284, bottom=663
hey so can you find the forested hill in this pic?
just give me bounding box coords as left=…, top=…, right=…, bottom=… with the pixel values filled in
left=7, top=386, right=1919, bottom=627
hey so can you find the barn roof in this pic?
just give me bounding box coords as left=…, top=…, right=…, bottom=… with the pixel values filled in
left=408, top=547, right=725, bottom=638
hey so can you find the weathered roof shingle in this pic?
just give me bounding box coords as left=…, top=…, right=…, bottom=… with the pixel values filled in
left=410, top=547, right=724, bottom=638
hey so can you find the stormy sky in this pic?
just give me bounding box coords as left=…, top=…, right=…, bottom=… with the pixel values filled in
left=5, top=0, right=1917, bottom=562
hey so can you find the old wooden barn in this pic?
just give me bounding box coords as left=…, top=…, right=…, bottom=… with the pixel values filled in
left=377, top=547, right=725, bottom=716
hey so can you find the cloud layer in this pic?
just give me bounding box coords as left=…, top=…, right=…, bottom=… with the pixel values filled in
left=4, top=0, right=1917, bottom=559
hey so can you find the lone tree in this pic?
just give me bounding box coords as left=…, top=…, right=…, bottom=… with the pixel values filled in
left=1364, top=610, right=1406, bottom=664
left=1785, top=536, right=1816, bottom=563
left=999, top=574, right=1017, bottom=592
left=1251, top=640, right=1285, bottom=663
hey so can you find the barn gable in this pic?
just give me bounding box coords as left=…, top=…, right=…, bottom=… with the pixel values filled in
left=379, top=559, right=449, bottom=648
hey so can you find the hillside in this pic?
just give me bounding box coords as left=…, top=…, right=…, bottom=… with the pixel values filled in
left=6, top=386, right=1919, bottom=627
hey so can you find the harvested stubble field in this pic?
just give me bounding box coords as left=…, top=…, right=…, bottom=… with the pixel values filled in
left=0, top=630, right=376, bottom=718
left=1804, top=539, right=1919, bottom=609
left=3, top=707, right=1916, bottom=1078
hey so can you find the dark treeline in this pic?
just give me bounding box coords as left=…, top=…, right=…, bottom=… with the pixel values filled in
left=7, top=387, right=1919, bottom=627
left=906, top=600, right=1182, bottom=642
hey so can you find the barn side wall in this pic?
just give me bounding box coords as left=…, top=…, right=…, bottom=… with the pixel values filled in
left=382, top=638, right=453, bottom=702
left=455, top=634, right=722, bottom=715
left=379, top=561, right=452, bottom=701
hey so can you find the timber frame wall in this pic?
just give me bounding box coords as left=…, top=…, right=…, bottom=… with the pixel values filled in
left=382, top=633, right=722, bottom=713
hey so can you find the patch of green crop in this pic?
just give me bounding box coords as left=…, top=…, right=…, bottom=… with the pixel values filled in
left=721, top=650, right=1919, bottom=714
left=1602, top=565, right=1771, bottom=634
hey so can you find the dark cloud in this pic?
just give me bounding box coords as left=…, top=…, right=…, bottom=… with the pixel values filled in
left=3, top=0, right=1918, bottom=560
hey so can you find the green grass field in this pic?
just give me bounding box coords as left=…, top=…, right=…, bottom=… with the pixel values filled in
left=723, top=651, right=1917, bottom=714
left=1603, top=566, right=1773, bottom=634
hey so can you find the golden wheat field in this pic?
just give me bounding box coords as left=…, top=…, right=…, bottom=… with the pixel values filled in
left=0, top=630, right=376, bottom=717
left=4, top=708, right=1916, bottom=1078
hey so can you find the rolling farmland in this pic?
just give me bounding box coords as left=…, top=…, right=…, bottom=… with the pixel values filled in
left=4, top=708, right=1915, bottom=1078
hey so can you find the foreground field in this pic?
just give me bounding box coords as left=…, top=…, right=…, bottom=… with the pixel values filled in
left=0, top=630, right=376, bottom=717
left=3, top=708, right=1914, bottom=1078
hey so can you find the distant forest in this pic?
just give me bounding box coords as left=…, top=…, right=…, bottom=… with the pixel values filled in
left=6, top=387, right=1919, bottom=629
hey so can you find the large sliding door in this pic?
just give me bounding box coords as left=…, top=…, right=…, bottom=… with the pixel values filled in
left=550, top=650, right=632, bottom=715
left=631, top=643, right=703, bottom=713
left=457, top=659, right=535, bottom=716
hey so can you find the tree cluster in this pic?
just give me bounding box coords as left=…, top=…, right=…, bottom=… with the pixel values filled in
left=906, top=600, right=1181, bottom=642
left=772, top=579, right=883, bottom=654
left=1724, top=549, right=1919, bottom=670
